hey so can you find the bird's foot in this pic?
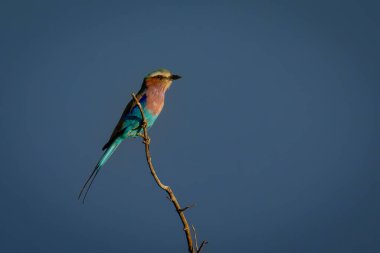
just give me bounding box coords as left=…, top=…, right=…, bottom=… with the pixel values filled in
left=143, top=137, right=151, bottom=145
left=138, top=133, right=150, bottom=145
left=141, top=120, right=148, bottom=129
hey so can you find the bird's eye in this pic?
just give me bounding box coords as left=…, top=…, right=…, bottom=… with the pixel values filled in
left=156, top=75, right=163, bottom=79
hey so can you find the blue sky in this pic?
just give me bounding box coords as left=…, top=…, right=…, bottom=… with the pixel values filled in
left=0, top=1, right=379, bottom=252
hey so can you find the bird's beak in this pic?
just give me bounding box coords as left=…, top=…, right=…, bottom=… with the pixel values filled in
left=171, top=74, right=182, bottom=80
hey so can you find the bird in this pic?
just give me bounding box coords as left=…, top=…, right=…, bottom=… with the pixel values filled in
left=78, top=69, right=181, bottom=202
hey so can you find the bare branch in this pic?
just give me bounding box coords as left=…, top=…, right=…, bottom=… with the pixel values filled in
left=192, top=225, right=199, bottom=251
left=198, top=241, right=208, bottom=253
left=180, top=203, right=196, bottom=212
left=132, top=93, right=206, bottom=253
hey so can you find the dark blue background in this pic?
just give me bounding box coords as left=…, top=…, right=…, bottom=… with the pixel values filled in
left=1, top=1, right=379, bottom=252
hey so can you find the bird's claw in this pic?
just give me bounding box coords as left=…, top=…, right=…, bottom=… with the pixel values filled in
left=141, top=120, right=148, bottom=129
left=143, top=137, right=151, bottom=145
left=137, top=133, right=150, bottom=144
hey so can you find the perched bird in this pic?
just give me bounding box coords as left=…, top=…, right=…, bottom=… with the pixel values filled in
left=78, top=69, right=181, bottom=202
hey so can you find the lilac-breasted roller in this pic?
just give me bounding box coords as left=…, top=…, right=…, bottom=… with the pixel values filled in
left=78, top=69, right=181, bottom=202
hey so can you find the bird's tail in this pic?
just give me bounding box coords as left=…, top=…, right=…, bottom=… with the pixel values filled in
left=78, top=139, right=121, bottom=203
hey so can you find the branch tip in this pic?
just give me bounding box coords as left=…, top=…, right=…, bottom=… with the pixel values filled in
left=198, top=241, right=208, bottom=253
left=179, top=203, right=196, bottom=212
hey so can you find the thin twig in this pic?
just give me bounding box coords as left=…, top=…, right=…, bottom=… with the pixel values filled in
left=192, top=225, right=208, bottom=253
left=198, top=241, right=208, bottom=253
left=180, top=203, right=196, bottom=212
left=132, top=93, right=201, bottom=253
left=191, top=225, right=199, bottom=251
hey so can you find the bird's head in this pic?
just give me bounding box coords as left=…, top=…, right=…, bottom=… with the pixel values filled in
left=144, top=69, right=181, bottom=91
